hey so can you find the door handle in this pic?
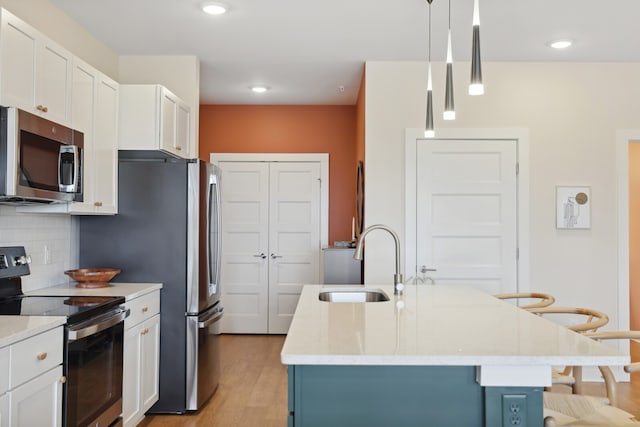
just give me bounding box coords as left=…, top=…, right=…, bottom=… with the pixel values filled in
left=420, top=266, right=437, bottom=274
left=271, top=253, right=283, bottom=259
left=253, top=253, right=267, bottom=259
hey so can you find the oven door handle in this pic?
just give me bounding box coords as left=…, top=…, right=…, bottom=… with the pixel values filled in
left=67, top=308, right=130, bottom=341
left=198, top=307, right=223, bottom=329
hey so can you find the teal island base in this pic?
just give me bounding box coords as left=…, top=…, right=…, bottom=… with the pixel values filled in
left=288, top=365, right=543, bottom=427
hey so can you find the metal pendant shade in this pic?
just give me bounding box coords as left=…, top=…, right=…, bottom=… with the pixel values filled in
left=424, top=0, right=435, bottom=138
left=469, top=0, right=484, bottom=95
left=443, top=0, right=455, bottom=121
left=425, top=0, right=483, bottom=136
left=425, top=65, right=434, bottom=138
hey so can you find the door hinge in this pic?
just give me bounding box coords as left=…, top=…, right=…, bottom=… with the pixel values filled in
left=516, top=247, right=519, bottom=260
left=516, top=162, right=519, bottom=175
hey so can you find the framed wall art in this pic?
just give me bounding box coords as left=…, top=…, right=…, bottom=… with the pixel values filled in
left=556, top=186, right=591, bottom=229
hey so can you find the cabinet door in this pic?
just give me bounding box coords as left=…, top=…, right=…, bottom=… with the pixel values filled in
left=10, top=366, right=63, bottom=427
left=0, top=10, right=37, bottom=112
left=140, top=315, right=160, bottom=412
left=123, top=324, right=142, bottom=427
left=93, top=75, right=119, bottom=213
left=0, top=393, right=7, bottom=427
left=36, top=38, right=72, bottom=125
left=160, top=88, right=177, bottom=156
left=0, top=10, right=71, bottom=125
left=123, top=314, right=160, bottom=427
left=176, top=102, right=191, bottom=158
left=69, top=59, right=97, bottom=213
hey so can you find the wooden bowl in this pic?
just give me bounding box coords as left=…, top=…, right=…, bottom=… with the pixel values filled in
left=64, top=268, right=121, bottom=288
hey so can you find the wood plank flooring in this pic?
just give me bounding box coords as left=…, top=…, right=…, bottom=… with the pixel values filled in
left=139, top=334, right=288, bottom=427
left=140, top=334, right=640, bottom=426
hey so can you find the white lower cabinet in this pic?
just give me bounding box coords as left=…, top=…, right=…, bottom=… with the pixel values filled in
left=9, top=366, right=63, bottom=427
left=1, top=326, right=64, bottom=427
left=0, top=393, right=7, bottom=426
left=123, top=292, right=160, bottom=427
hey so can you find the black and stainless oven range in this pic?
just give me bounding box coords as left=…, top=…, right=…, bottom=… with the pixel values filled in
left=0, top=246, right=128, bottom=427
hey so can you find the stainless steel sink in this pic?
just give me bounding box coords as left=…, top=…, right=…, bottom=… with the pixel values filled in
left=318, top=287, right=390, bottom=303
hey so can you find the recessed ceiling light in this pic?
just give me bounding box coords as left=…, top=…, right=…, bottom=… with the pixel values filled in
left=201, top=2, right=229, bottom=15
left=250, top=85, right=270, bottom=94
left=549, top=40, right=573, bottom=49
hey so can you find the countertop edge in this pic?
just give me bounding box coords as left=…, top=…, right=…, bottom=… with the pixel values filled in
left=280, top=354, right=629, bottom=366
left=0, top=316, right=66, bottom=348
left=26, top=282, right=163, bottom=300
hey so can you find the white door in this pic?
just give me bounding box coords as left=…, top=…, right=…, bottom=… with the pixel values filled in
left=268, top=162, right=321, bottom=333
left=415, top=139, right=518, bottom=294
left=220, top=162, right=270, bottom=333
left=219, top=161, right=322, bottom=334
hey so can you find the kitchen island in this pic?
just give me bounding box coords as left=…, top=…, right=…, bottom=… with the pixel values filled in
left=281, top=285, right=626, bottom=427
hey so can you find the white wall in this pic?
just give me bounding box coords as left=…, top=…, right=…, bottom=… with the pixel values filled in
left=0, top=206, right=73, bottom=291
left=364, top=61, right=640, bottom=331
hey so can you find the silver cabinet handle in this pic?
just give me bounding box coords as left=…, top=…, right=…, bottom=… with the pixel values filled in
left=253, top=253, right=267, bottom=259
left=420, top=266, right=437, bottom=274
left=270, top=253, right=283, bottom=259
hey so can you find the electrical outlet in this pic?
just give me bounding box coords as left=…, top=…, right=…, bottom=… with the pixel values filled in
left=502, top=394, right=527, bottom=426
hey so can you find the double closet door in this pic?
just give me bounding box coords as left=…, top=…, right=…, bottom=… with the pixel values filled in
left=217, top=160, right=322, bottom=334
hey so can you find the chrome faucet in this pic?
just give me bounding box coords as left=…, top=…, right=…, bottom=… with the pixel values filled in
left=353, top=224, right=404, bottom=295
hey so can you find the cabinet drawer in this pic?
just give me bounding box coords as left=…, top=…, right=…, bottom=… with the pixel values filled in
left=9, top=327, right=63, bottom=388
left=126, top=291, right=160, bottom=329
left=0, top=347, right=8, bottom=394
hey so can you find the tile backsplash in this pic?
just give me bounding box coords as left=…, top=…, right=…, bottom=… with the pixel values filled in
left=0, top=205, right=75, bottom=292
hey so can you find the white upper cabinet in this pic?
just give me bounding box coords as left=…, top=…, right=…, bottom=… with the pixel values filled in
left=19, top=58, right=119, bottom=215
left=0, top=8, right=72, bottom=126
left=68, top=58, right=119, bottom=214
left=119, top=84, right=193, bottom=159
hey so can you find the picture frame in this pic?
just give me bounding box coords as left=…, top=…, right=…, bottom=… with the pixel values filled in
left=556, top=186, right=591, bottom=229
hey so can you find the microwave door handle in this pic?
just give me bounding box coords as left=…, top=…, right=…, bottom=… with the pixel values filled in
left=58, top=145, right=80, bottom=192
left=58, top=148, right=63, bottom=191
left=72, top=146, right=79, bottom=191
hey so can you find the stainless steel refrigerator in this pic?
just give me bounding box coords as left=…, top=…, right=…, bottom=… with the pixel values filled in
left=79, top=150, right=223, bottom=413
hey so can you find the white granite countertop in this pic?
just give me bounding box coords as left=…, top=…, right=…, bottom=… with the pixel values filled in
left=26, top=282, right=162, bottom=300
left=0, top=316, right=66, bottom=348
left=281, top=285, right=627, bottom=377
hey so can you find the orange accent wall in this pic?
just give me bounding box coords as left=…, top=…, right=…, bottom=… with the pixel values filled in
left=630, top=143, right=640, bottom=380
left=199, top=105, right=357, bottom=245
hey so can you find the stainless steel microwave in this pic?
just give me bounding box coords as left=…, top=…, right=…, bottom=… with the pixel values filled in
left=0, top=106, right=83, bottom=204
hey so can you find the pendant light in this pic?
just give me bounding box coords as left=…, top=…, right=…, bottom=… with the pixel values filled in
left=469, top=0, right=484, bottom=95
left=424, top=0, right=435, bottom=138
left=443, top=0, right=455, bottom=120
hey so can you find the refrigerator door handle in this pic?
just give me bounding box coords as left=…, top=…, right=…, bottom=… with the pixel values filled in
left=198, top=308, right=223, bottom=329
left=207, top=170, right=222, bottom=294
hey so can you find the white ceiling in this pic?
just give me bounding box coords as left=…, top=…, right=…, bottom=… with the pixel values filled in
left=50, top=0, right=640, bottom=105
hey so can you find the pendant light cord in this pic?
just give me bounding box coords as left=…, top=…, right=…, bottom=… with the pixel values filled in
left=426, top=0, right=432, bottom=63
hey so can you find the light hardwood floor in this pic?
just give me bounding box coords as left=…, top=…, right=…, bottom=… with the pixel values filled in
left=140, top=334, right=640, bottom=426
left=140, top=334, right=288, bottom=427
